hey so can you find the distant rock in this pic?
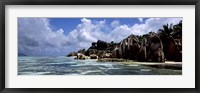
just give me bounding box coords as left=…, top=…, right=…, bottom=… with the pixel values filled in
left=84, top=40, right=118, bottom=58
left=67, top=52, right=77, bottom=57
left=18, top=53, right=27, bottom=56
left=90, top=54, right=98, bottom=59
left=101, top=53, right=112, bottom=58
left=75, top=53, right=86, bottom=60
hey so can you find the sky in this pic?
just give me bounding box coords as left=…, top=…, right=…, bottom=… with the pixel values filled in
left=18, top=17, right=182, bottom=56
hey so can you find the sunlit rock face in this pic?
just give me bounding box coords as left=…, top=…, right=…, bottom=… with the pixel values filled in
left=112, top=34, right=165, bottom=62
left=146, top=35, right=165, bottom=62
left=115, top=34, right=140, bottom=60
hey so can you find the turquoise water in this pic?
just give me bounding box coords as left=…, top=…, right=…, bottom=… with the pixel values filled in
left=18, top=56, right=181, bottom=75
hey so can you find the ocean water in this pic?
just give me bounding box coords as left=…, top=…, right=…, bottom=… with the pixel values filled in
left=18, top=56, right=181, bottom=75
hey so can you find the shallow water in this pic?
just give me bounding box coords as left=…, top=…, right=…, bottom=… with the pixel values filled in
left=18, top=56, right=181, bottom=75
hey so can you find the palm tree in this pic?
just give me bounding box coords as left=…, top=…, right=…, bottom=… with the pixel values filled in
left=157, top=21, right=182, bottom=61
left=172, top=21, right=182, bottom=39
left=158, top=24, right=173, bottom=59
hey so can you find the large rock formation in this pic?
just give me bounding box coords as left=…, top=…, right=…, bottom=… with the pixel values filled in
left=165, top=38, right=182, bottom=62
left=174, top=39, right=182, bottom=62
left=112, top=46, right=120, bottom=58
left=68, top=34, right=180, bottom=63
left=128, top=35, right=141, bottom=60
left=146, top=35, right=165, bottom=62
left=112, top=33, right=181, bottom=62
left=137, top=38, right=147, bottom=62
left=112, top=34, right=140, bottom=60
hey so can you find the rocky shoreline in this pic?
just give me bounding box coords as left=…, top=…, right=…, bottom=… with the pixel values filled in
left=67, top=21, right=182, bottom=70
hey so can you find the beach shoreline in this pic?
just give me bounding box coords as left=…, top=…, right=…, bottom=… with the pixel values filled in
left=97, top=58, right=182, bottom=70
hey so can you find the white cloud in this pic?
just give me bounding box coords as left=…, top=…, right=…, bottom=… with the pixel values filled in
left=138, top=18, right=143, bottom=23
left=18, top=18, right=70, bottom=56
left=132, top=18, right=182, bottom=35
left=18, top=18, right=182, bottom=56
left=111, top=20, right=120, bottom=28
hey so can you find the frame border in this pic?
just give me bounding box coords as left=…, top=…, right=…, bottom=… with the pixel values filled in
left=0, top=0, right=199, bottom=93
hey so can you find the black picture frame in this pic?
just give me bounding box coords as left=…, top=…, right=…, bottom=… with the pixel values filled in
left=0, top=0, right=199, bottom=93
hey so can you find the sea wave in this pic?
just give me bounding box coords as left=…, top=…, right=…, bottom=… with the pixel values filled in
left=18, top=56, right=182, bottom=75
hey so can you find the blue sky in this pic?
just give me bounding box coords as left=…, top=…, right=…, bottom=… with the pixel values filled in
left=48, top=18, right=147, bottom=35
left=18, top=17, right=182, bottom=56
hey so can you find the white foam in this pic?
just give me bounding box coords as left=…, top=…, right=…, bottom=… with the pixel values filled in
left=81, top=70, right=102, bottom=75
left=19, top=72, right=51, bottom=75
left=98, top=67, right=121, bottom=70
left=71, top=62, right=114, bottom=68
left=65, top=73, right=79, bottom=75
left=48, top=62, right=76, bottom=65
left=140, top=69, right=151, bottom=72
left=128, top=64, right=139, bottom=67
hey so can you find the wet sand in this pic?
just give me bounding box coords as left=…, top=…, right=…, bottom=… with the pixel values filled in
left=118, top=61, right=182, bottom=70
left=98, top=58, right=182, bottom=70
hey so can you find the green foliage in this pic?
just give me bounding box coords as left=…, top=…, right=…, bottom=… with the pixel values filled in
left=158, top=21, right=182, bottom=40
left=157, top=20, right=182, bottom=60
left=77, top=49, right=86, bottom=54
